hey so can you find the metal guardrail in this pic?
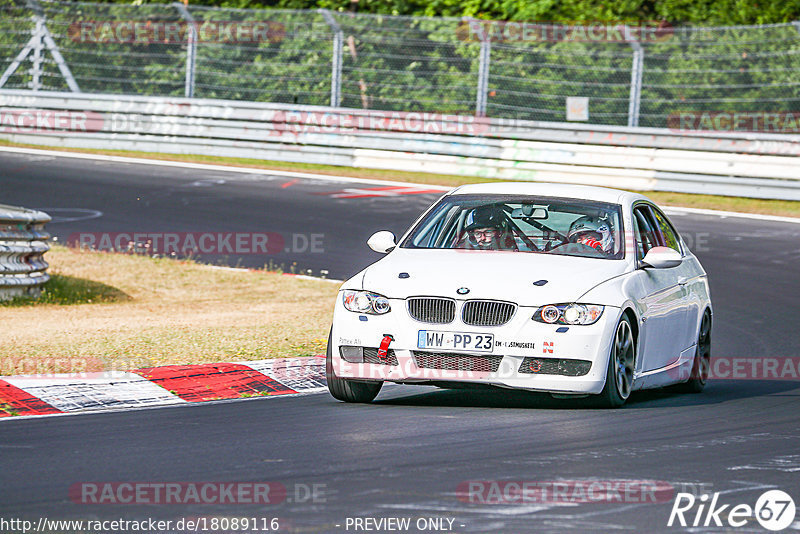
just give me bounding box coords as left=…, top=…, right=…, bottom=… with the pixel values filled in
left=0, top=203, right=51, bottom=300
left=0, top=89, right=799, bottom=200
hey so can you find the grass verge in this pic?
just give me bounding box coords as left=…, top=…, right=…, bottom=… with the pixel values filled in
left=2, top=139, right=799, bottom=218
left=0, top=245, right=338, bottom=375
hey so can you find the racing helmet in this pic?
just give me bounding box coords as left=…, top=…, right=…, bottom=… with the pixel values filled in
left=464, top=205, right=507, bottom=231
left=567, top=215, right=613, bottom=253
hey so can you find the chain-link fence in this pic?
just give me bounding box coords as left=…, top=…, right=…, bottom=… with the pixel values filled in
left=1, top=0, right=799, bottom=128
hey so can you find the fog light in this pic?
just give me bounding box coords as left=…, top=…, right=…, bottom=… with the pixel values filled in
left=339, top=346, right=363, bottom=363
left=559, top=359, right=592, bottom=377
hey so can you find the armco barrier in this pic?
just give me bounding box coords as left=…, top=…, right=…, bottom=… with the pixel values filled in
left=0, top=204, right=51, bottom=300
left=1, top=89, right=799, bottom=200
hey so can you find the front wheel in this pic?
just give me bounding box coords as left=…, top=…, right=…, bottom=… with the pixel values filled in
left=595, top=315, right=635, bottom=408
left=326, top=329, right=382, bottom=403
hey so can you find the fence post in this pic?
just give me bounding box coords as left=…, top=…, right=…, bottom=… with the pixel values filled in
left=24, top=0, right=81, bottom=92
left=41, top=23, right=81, bottom=92
left=624, top=25, right=643, bottom=128
left=475, top=37, right=491, bottom=116
left=174, top=3, right=197, bottom=98
left=319, top=9, right=343, bottom=108
left=29, top=18, right=43, bottom=90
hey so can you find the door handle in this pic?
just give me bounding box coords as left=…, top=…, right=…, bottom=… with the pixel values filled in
left=678, top=277, right=690, bottom=286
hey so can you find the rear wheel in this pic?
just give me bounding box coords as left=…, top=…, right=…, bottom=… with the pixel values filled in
left=326, top=329, right=382, bottom=403
left=596, top=315, right=635, bottom=408
left=680, top=311, right=711, bottom=393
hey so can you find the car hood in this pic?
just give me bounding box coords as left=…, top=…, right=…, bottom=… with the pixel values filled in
left=360, top=249, right=630, bottom=306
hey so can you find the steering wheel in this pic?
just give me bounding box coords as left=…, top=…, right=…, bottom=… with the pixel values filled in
left=548, top=241, right=606, bottom=258
left=545, top=236, right=570, bottom=252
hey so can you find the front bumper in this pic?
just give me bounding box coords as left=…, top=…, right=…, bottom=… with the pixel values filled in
left=331, top=297, right=619, bottom=395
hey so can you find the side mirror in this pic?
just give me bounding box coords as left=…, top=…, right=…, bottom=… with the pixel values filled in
left=642, top=246, right=682, bottom=269
left=367, top=231, right=396, bottom=254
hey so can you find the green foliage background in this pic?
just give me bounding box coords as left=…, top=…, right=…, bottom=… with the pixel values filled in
left=1, top=0, right=798, bottom=127
left=195, top=0, right=800, bottom=26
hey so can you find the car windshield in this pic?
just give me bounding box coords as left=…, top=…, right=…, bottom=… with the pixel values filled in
left=400, top=194, right=625, bottom=259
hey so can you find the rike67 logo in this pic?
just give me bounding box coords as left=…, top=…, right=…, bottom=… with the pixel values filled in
left=668, top=490, right=796, bottom=531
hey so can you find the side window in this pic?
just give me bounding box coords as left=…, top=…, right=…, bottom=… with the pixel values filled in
left=633, top=207, right=658, bottom=261
left=651, top=208, right=682, bottom=254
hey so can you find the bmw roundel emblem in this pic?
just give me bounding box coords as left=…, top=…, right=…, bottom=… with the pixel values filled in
left=457, top=287, right=470, bottom=295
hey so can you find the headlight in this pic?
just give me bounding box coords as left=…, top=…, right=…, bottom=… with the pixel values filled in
left=342, top=290, right=391, bottom=315
left=532, top=303, right=604, bottom=325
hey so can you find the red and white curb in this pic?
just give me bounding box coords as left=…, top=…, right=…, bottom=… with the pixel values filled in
left=0, top=356, right=327, bottom=419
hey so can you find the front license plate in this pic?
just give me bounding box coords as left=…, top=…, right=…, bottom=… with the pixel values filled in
left=417, top=330, right=494, bottom=353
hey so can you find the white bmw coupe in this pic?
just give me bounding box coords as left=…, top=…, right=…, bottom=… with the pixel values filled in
left=327, top=183, right=712, bottom=407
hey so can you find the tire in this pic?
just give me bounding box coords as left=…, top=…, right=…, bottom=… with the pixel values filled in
left=595, top=315, right=636, bottom=408
left=679, top=311, right=711, bottom=393
left=326, top=328, right=382, bottom=403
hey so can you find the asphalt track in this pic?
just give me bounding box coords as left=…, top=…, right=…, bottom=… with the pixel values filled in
left=2, top=150, right=800, bottom=533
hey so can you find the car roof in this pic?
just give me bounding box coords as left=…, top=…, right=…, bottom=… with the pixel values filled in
left=448, top=182, right=652, bottom=206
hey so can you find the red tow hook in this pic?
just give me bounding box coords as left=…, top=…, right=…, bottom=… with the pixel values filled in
left=377, top=334, right=394, bottom=359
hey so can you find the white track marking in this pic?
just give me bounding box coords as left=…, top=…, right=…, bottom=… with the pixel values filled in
left=663, top=205, right=800, bottom=224
left=203, top=264, right=343, bottom=283
left=729, top=455, right=800, bottom=473
left=0, top=146, right=450, bottom=190
left=35, top=207, right=103, bottom=223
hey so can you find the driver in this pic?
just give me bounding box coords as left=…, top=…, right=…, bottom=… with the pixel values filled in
left=457, top=205, right=517, bottom=250
left=567, top=215, right=614, bottom=254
